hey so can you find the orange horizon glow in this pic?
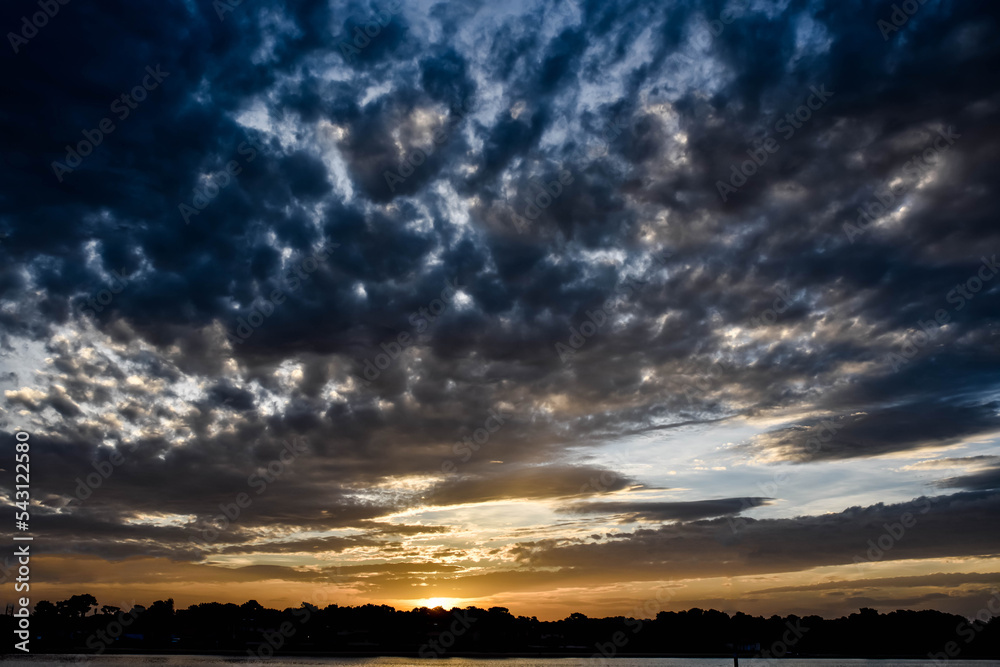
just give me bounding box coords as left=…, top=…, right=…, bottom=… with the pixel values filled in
left=10, top=553, right=1000, bottom=622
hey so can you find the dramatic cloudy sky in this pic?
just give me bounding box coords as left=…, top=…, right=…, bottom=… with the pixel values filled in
left=1, top=0, right=999, bottom=620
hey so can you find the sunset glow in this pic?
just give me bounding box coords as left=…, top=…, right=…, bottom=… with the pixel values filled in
left=2, top=0, right=999, bottom=633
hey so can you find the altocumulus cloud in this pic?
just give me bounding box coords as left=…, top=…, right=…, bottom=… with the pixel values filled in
left=1, top=0, right=1000, bottom=616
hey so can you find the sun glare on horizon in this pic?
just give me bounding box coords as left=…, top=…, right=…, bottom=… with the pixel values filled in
left=5, top=0, right=1000, bottom=654
left=414, top=597, right=463, bottom=609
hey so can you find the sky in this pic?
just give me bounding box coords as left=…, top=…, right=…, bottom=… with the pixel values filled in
left=1, top=0, right=999, bottom=621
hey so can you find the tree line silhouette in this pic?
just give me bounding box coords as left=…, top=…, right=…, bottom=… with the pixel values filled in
left=4, top=594, right=999, bottom=657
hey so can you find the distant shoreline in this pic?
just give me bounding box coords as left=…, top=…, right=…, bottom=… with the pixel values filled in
left=4, top=650, right=1000, bottom=660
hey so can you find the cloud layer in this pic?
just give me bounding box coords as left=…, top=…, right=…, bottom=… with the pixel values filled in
left=2, top=0, right=999, bottom=618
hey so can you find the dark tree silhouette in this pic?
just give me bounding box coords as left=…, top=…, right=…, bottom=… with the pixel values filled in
left=4, top=595, right=998, bottom=658
left=56, top=594, right=97, bottom=619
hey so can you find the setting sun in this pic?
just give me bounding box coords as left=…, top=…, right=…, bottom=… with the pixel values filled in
left=4, top=0, right=1000, bottom=661
left=416, top=597, right=462, bottom=609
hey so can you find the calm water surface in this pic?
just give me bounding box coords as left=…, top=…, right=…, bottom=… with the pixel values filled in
left=4, top=658, right=1000, bottom=667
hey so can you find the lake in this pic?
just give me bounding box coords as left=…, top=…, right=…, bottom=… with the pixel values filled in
left=3, top=658, right=999, bottom=667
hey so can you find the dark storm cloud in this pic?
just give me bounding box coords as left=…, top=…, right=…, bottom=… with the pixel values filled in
left=514, top=492, right=1000, bottom=578
left=751, top=571, right=1000, bottom=595
left=912, top=455, right=1000, bottom=469
left=562, top=497, right=773, bottom=522
left=216, top=535, right=379, bottom=555
left=424, top=464, right=636, bottom=506
left=205, top=380, right=256, bottom=412
left=328, top=88, right=478, bottom=202
left=935, top=466, right=1000, bottom=492
left=1, top=0, right=1000, bottom=573
left=752, top=402, right=1000, bottom=463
